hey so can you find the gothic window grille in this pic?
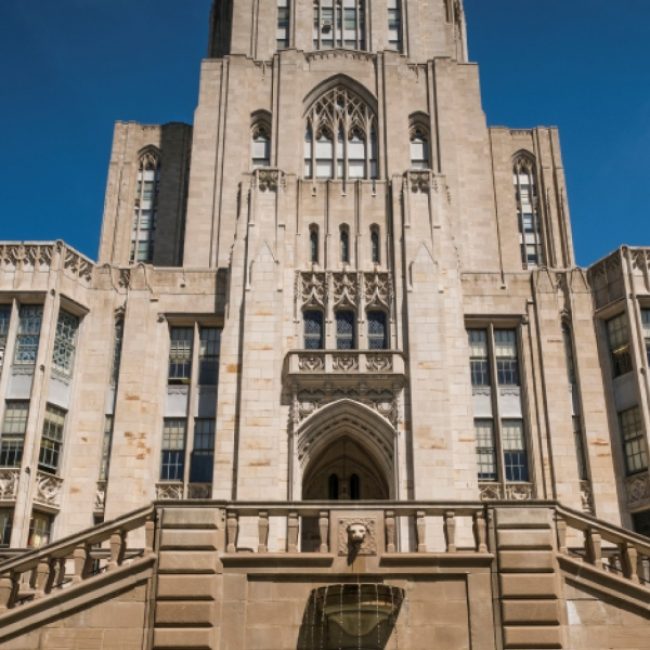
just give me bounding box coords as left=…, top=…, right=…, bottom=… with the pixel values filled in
left=0, top=509, right=12, bottom=547
left=502, top=419, right=529, bottom=482
left=387, top=0, right=402, bottom=51
left=336, top=310, right=356, bottom=350
left=367, top=311, right=388, bottom=350
left=13, top=305, right=42, bottom=366
left=110, top=316, right=124, bottom=386
left=251, top=120, right=271, bottom=168
left=0, top=401, right=29, bottom=468
left=606, top=313, right=633, bottom=378
left=409, top=118, right=430, bottom=169
left=309, top=225, right=319, bottom=264
left=161, top=418, right=187, bottom=481
left=340, top=225, right=350, bottom=263
left=190, top=418, right=215, bottom=484
left=313, top=0, right=366, bottom=51
left=38, top=404, right=66, bottom=474
left=168, top=327, right=193, bottom=384
left=199, top=327, right=221, bottom=385
left=99, top=415, right=113, bottom=482
left=52, top=310, right=79, bottom=377
left=0, top=305, right=10, bottom=373
left=468, top=329, right=490, bottom=386
left=28, top=511, right=53, bottom=549
left=642, top=308, right=650, bottom=367
left=277, top=0, right=290, bottom=49
left=495, top=330, right=519, bottom=386
left=370, top=226, right=380, bottom=264
left=130, top=150, right=160, bottom=264
left=475, top=419, right=497, bottom=481
left=304, top=310, right=324, bottom=350
left=619, top=407, right=648, bottom=475
left=305, top=86, right=378, bottom=180
left=513, top=155, right=543, bottom=268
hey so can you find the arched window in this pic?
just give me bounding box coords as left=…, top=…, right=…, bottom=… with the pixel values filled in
left=336, top=310, right=356, bottom=350
left=304, top=310, right=324, bottom=349
left=251, top=118, right=271, bottom=168
left=513, top=154, right=543, bottom=268
left=340, top=225, right=350, bottom=263
left=409, top=116, right=430, bottom=169
left=370, top=226, right=380, bottom=264
left=313, top=0, right=366, bottom=51
left=367, top=311, right=388, bottom=350
left=305, top=85, right=378, bottom=180
left=309, top=225, right=319, bottom=264
left=387, top=0, right=402, bottom=51
left=131, top=149, right=160, bottom=263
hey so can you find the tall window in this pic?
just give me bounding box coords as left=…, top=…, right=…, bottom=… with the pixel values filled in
left=199, top=328, right=221, bottom=385
left=309, top=225, right=319, bottom=264
left=367, top=311, right=388, bottom=350
left=0, top=401, right=28, bottom=468
left=190, top=419, right=215, bottom=484
left=52, top=310, right=79, bottom=377
left=313, top=0, right=366, bottom=51
left=38, top=405, right=66, bottom=474
left=495, top=330, right=519, bottom=385
left=0, top=305, right=10, bottom=372
left=28, top=511, right=53, bottom=548
left=251, top=120, right=271, bottom=168
left=99, top=415, right=113, bottom=482
left=387, top=0, right=402, bottom=51
left=475, top=420, right=496, bottom=481
left=409, top=119, right=430, bottom=169
left=131, top=150, right=160, bottom=263
left=642, top=308, right=650, bottom=366
left=168, top=327, right=193, bottom=384
left=370, top=226, right=380, bottom=264
left=606, top=313, right=633, bottom=378
left=277, top=0, right=290, bottom=49
left=619, top=407, right=648, bottom=475
left=305, top=86, right=378, bottom=180
left=0, top=509, right=12, bottom=547
left=513, top=154, right=543, bottom=268
left=340, top=225, right=350, bottom=263
left=468, top=330, right=490, bottom=386
left=336, top=310, right=355, bottom=350
left=502, top=420, right=529, bottom=482
left=161, top=418, right=186, bottom=481
left=14, top=305, right=42, bottom=366
left=304, top=311, right=324, bottom=350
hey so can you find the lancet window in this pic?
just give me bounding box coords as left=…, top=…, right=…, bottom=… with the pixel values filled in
left=340, top=225, right=350, bottom=263
left=313, top=0, right=366, bottom=51
left=277, top=0, right=290, bottom=49
left=387, top=0, right=402, bottom=51
left=131, top=150, right=160, bottom=263
left=251, top=116, right=271, bottom=169
left=513, top=154, right=543, bottom=268
left=304, top=86, right=378, bottom=180
left=309, top=225, right=320, bottom=264
left=370, top=225, right=380, bottom=264
left=409, top=116, right=431, bottom=170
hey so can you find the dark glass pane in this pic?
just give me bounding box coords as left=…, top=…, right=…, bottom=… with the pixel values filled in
left=336, top=311, right=355, bottom=350
left=349, top=474, right=360, bottom=500
left=190, top=452, right=214, bottom=483
left=504, top=451, right=529, bottom=482
left=304, top=311, right=324, bottom=349
left=367, top=311, right=387, bottom=350
left=328, top=474, right=339, bottom=500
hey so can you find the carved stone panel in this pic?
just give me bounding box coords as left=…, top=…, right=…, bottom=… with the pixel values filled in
left=336, top=517, right=377, bottom=556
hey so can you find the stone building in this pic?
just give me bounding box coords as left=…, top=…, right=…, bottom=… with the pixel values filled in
left=0, top=1, right=649, bottom=648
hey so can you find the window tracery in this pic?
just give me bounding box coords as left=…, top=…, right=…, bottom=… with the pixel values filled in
left=304, top=86, right=377, bottom=180
left=513, top=153, right=544, bottom=268
left=131, top=150, right=160, bottom=264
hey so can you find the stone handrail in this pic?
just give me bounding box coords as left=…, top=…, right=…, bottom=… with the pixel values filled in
left=287, top=350, right=405, bottom=375
left=555, top=504, right=650, bottom=585
left=0, top=241, right=94, bottom=282
left=0, top=505, right=155, bottom=613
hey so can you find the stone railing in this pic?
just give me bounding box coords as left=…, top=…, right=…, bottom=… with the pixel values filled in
left=0, top=505, right=155, bottom=613
left=556, top=504, right=650, bottom=586
left=286, top=350, right=405, bottom=381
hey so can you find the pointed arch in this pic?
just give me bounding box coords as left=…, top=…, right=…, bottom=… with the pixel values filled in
left=131, top=147, right=161, bottom=263
left=513, top=150, right=544, bottom=268
left=251, top=110, right=272, bottom=168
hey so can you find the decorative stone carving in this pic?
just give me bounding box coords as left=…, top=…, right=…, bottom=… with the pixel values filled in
left=505, top=483, right=535, bottom=501
left=34, top=472, right=63, bottom=508
left=626, top=474, right=650, bottom=505
left=156, top=482, right=184, bottom=500
left=364, top=272, right=392, bottom=309
left=95, top=482, right=106, bottom=511
left=333, top=272, right=358, bottom=307
left=0, top=469, right=19, bottom=500
left=301, top=272, right=327, bottom=309
left=256, top=169, right=285, bottom=192
left=479, top=483, right=502, bottom=501
left=337, top=518, right=377, bottom=556
left=332, top=354, right=359, bottom=372
left=409, top=170, right=430, bottom=193
left=64, top=249, right=93, bottom=282
left=298, top=354, right=326, bottom=372
left=366, top=354, right=393, bottom=372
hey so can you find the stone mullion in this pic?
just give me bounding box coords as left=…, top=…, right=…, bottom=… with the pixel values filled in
left=488, top=324, right=506, bottom=492
left=182, top=323, right=201, bottom=497
left=358, top=272, right=366, bottom=350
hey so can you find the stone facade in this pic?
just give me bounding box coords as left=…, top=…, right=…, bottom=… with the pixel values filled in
left=0, top=1, right=649, bottom=648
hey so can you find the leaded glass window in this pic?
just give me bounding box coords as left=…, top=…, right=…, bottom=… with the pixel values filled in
left=606, top=313, right=633, bottom=378
left=336, top=310, right=355, bottom=350
left=52, top=310, right=79, bottom=377
left=619, top=407, right=648, bottom=475
left=161, top=418, right=186, bottom=481
left=0, top=401, right=28, bottom=468
left=304, top=311, right=324, bottom=350
left=475, top=420, right=497, bottom=481
left=190, top=418, right=215, bottom=484
left=168, top=327, right=193, bottom=384
left=38, top=404, right=66, bottom=474
left=513, top=155, right=543, bottom=268
left=495, top=330, right=519, bottom=386
left=367, top=311, right=387, bottom=350
left=130, top=150, right=160, bottom=263
left=14, top=305, right=42, bottom=366
left=313, top=0, right=366, bottom=51
left=199, top=328, right=221, bottom=385
left=502, top=419, right=529, bottom=482
left=0, top=305, right=10, bottom=372
left=468, top=329, right=490, bottom=386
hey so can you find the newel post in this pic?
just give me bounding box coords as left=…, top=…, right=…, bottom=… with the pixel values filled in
left=385, top=511, right=396, bottom=553
left=473, top=510, right=488, bottom=553
left=444, top=511, right=457, bottom=553
left=318, top=511, right=329, bottom=553
left=287, top=512, right=299, bottom=553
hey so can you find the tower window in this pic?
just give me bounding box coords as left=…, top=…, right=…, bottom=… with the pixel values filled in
left=370, top=226, right=380, bottom=264
left=642, top=309, right=650, bottom=367
left=0, top=401, right=29, bottom=468
left=495, top=330, right=519, bottom=386
left=0, top=305, right=10, bottom=373
left=387, top=0, right=402, bottom=51
left=468, top=329, right=490, bottom=387
left=38, top=404, right=66, bottom=475
left=409, top=117, right=430, bottom=170
left=304, top=311, right=324, bottom=350
left=161, top=418, right=187, bottom=481
left=14, top=305, right=43, bottom=366
left=131, top=150, right=160, bottom=264
left=606, top=313, right=633, bottom=378
left=335, top=310, right=356, bottom=350
left=513, top=154, right=543, bottom=268
left=190, top=418, right=215, bottom=484
left=619, top=407, right=648, bottom=475
left=475, top=420, right=497, bottom=481
left=340, top=225, right=350, bottom=263
left=309, top=225, right=319, bottom=264
left=313, top=0, right=366, bottom=51
left=502, top=420, right=529, bottom=482
left=367, top=311, right=388, bottom=350
left=199, top=328, right=221, bottom=385
left=277, top=0, right=290, bottom=49
left=168, top=327, right=193, bottom=384
left=251, top=120, right=271, bottom=168
left=52, top=310, right=79, bottom=377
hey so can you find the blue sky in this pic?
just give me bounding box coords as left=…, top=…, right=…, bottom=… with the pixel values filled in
left=0, top=0, right=648, bottom=266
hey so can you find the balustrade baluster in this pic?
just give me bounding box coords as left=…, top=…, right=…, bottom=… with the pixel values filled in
left=258, top=511, right=269, bottom=553
left=555, top=514, right=568, bottom=554
left=585, top=528, right=602, bottom=567
left=473, top=511, right=488, bottom=553
left=416, top=511, right=426, bottom=552
left=287, top=512, right=299, bottom=553
left=0, top=575, right=13, bottom=612
left=318, top=511, right=329, bottom=553
left=226, top=512, right=239, bottom=553
left=621, top=543, right=640, bottom=583
left=72, top=544, right=89, bottom=584
left=108, top=531, right=125, bottom=570
left=55, top=557, right=67, bottom=588
left=34, top=560, right=51, bottom=599
left=444, top=511, right=457, bottom=553
left=385, top=511, right=396, bottom=553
